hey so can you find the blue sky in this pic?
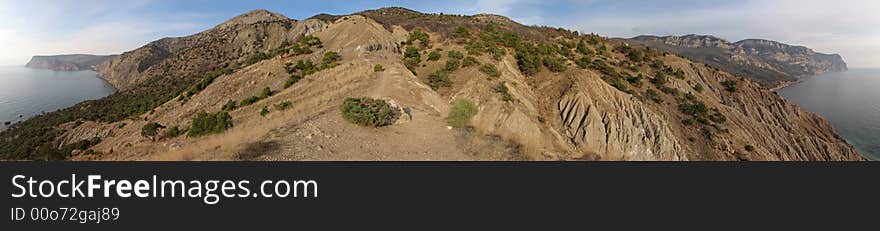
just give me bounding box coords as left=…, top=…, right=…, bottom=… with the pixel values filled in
left=1, top=0, right=878, bottom=67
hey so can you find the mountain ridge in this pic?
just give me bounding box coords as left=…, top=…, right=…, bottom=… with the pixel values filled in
left=627, top=34, right=847, bottom=88
left=25, top=54, right=117, bottom=71
left=0, top=8, right=864, bottom=161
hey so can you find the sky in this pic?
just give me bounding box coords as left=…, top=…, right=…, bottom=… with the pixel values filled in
left=0, top=0, right=877, bottom=67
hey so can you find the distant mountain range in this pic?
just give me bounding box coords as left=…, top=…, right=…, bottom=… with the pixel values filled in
left=26, top=54, right=117, bottom=71
left=625, top=35, right=847, bottom=88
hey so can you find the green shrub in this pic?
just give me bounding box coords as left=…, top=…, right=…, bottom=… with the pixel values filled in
left=480, top=64, right=501, bottom=77
left=188, top=111, right=233, bottom=137
left=651, top=72, right=668, bottom=86
left=373, top=64, right=385, bottom=72
left=493, top=83, right=513, bottom=101
left=322, top=51, right=341, bottom=66
left=444, top=59, right=460, bottom=72
left=626, top=74, right=643, bottom=87
left=302, top=35, right=323, bottom=47
left=427, top=70, right=452, bottom=90
left=721, top=80, right=738, bottom=92
left=427, top=51, right=442, bottom=61
left=141, top=122, right=165, bottom=141
left=260, top=107, right=270, bottom=117
left=284, top=75, right=303, bottom=89
left=448, top=50, right=464, bottom=60
left=222, top=100, right=237, bottom=111
left=246, top=52, right=271, bottom=65
left=488, top=45, right=506, bottom=61
left=339, top=97, right=393, bottom=127
left=543, top=56, right=568, bottom=72
left=644, top=89, right=663, bottom=103
left=260, top=87, right=273, bottom=99
left=407, top=29, right=430, bottom=45
left=274, top=101, right=292, bottom=111
left=465, top=40, right=485, bottom=55
left=163, top=126, right=181, bottom=138
left=745, top=145, right=755, bottom=152
left=515, top=50, right=541, bottom=76
left=462, top=56, right=479, bottom=67
left=673, top=69, right=686, bottom=79
left=575, top=56, right=592, bottom=69
left=694, top=83, right=704, bottom=93
left=452, top=26, right=470, bottom=38
left=404, top=47, right=421, bottom=60
left=240, top=96, right=260, bottom=106
left=403, top=46, right=421, bottom=74
left=447, top=99, right=478, bottom=128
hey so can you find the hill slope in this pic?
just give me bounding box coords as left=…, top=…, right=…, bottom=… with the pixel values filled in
left=26, top=54, right=116, bottom=71
left=0, top=8, right=864, bottom=161
left=627, top=35, right=847, bottom=88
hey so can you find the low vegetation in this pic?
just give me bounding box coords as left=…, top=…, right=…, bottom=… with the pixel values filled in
left=493, top=83, right=513, bottom=101
left=427, top=51, right=442, bottom=61
left=427, top=70, right=452, bottom=90
left=721, top=80, right=738, bottom=92
left=340, top=97, right=393, bottom=127
left=447, top=99, right=478, bottom=128
left=141, top=122, right=165, bottom=141
left=461, top=56, right=479, bottom=67
left=188, top=111, right=233, bottom=137
left=479, top=64, right=501, bottom=77
left=373, top=64, right=385, bottom=72
left=274, top=101, right=292, bottom=111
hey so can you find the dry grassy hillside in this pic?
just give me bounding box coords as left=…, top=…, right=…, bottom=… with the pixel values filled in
left=23, top=8, right=864, bottom=161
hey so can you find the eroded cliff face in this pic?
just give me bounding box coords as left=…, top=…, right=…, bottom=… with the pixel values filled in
left=26, top=54, right=115, bottom=71
left=628, top=35, right=847, bottom=88
left=42, top=8, right=863, bottom=161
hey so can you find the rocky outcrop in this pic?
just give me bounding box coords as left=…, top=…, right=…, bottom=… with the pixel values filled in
left=557, top=85, right=684, bottom=160
left=628, top=35, right=847, bottom=88
left=26, top=54, right=116, bottom=71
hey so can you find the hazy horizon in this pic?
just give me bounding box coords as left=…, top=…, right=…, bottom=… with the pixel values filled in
left=1, top=0, right=878, bottom=67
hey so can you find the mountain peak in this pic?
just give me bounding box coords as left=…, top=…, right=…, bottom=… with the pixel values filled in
left=217, top=9, right=290, bottom=29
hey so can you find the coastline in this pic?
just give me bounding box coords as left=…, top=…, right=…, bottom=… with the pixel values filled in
left=770, top=80, right=801, bottom=91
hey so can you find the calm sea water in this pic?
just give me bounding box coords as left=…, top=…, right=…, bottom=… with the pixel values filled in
left=777, top=69, right=880, bottom=160
left=0, top=66, right=115, bottom=131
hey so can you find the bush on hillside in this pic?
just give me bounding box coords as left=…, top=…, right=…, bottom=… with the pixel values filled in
left=479, top=64, right=501, bottom=78
left=141, top=122, right=165, bottom=141
left=339, top=97, right=393, bottom=127
left=427, top=70, right=452, bottom=90
left=444, top=59, right=460, bottom=72
left=447, top=50, right=464, bottom=60
left=462, top=56, right=479, bottom=67
left=240, top=96, right=260, bottom=107
left=188, top=111, right=233, bottom=137
left=427, top=51, right=442, bottom=61
left=447, top=99, right=478, bottom=128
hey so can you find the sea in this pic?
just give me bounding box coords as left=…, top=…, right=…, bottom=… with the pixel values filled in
left=777, top=69, right=880, bottom=160
left=0, top=66, right=116, bottom=132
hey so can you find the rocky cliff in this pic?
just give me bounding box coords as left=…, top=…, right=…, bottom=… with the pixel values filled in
left=628, top=35, right=847, bottom=88
left=0, top=8, right=864, bottom=161
left=26, top=54, right=116, bottom=71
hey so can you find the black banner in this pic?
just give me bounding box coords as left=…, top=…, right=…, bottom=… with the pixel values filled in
left=1, top=162, right=878, bottom=229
